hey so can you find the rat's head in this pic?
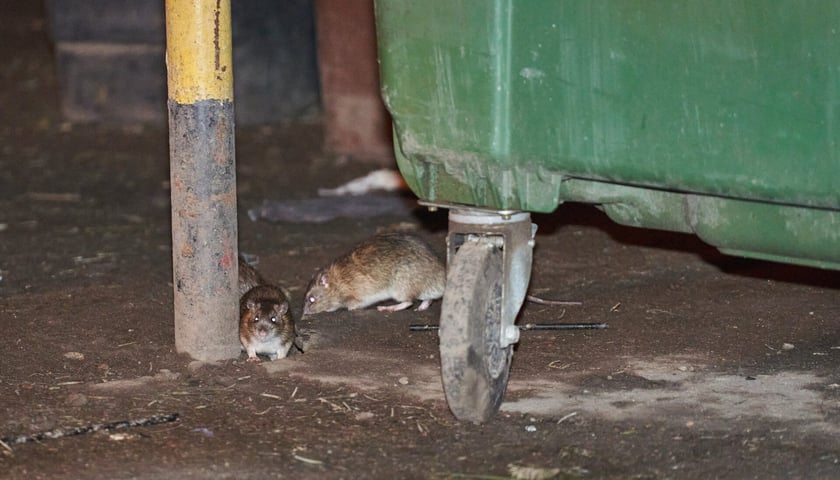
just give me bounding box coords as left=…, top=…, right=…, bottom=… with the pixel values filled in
left=303, top=270, right=342, bottom=315
left=241, top=298, right=290, bottom=339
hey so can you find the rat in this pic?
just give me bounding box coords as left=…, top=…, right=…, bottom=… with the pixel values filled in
left=238, top=258, right=297, bottom=361
left=303, top=232, right=445, bottom=315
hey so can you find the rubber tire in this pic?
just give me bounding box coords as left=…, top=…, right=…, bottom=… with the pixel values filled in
left=439, top=239, right=511, bottom=423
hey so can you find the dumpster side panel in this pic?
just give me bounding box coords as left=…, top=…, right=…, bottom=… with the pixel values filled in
left=377, top=0, right=840, bottom=210
left=509, top=1, right=839, bottom=208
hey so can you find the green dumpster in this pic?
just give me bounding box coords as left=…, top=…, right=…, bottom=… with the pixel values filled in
left=373, top=0, right=840, bottom=422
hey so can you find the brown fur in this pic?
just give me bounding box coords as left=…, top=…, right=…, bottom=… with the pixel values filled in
left=238, top=258, right=296, bottom=360
left=238, top=258, right=265, bottom=297
left=239, top=284, right=295, bottom=361
left=303, top=233, right=445, bottom=314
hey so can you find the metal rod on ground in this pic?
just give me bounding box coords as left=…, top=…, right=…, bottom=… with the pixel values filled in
left=165, top=0, right=240, bottom=361
left=409, top=323, right=608, bottom=332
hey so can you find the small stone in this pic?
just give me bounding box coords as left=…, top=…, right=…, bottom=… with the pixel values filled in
left=782, top=343, right=795, bottom=351
left=398, top=376, right=409, bottom=385
left=213, top=376, right=236, bottom=388
left=155, top=369, right=180, bottom=381
left=525, top=425, right=537, bottom=432
left=64, top=351, right=85, bottom=361
left=355, top=412, right=375, bottom=421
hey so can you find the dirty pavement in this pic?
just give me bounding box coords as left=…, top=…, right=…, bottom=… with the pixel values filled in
left=2, top=3, right=840, bottom=479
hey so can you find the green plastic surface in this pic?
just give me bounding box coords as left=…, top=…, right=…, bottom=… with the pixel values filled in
left=375, top=0, right=840, bottom=269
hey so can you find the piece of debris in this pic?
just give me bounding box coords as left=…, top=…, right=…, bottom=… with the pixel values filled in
left=525, top=295, right=582, bottom=306
left=318, top=169, right=407, bottom=196
left=63, top=351, right=85, bottom=360
left=355, top=412, right=375, bottom=421
left=191, top=427, right=214, bottom=438
left=782, top=343, right=795, bottom=351
left=508, top=464, right=561, bottom=480
left=556, top=412, right=578, bottom=424
left=1, top=413, right=179, bottom=446
left=398, top=376, right=409, bottom=385
left=525, top=425, right=537, bottom=433
left=410, top=323, right=607, bottom=332
left=293, top=454, right=324, bottom=465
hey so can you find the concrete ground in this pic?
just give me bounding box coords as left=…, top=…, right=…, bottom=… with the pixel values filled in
left=2, top=3, right=840, bottom=479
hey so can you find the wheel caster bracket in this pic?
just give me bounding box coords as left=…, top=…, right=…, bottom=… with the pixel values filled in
left=446, top=206, right=536, bottom=349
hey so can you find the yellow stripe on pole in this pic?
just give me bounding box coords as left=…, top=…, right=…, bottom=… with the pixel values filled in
left=165, top=0, right=233, bottom=104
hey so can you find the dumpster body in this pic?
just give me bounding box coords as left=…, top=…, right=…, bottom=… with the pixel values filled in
left=373, top=0, right=840, bottom=421
left=376, top=0, right=840, bottom=269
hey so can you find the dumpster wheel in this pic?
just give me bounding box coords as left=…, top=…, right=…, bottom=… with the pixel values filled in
left=439, top=237, right=511, bottom=423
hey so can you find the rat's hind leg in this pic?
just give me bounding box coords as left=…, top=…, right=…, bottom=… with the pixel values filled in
left=414, top=299, right=433, bottom=311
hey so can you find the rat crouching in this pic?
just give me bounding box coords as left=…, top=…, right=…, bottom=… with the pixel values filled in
left=238, top=258, right=296, bottom=361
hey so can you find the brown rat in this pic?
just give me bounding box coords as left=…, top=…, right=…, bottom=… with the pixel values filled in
left=238, top=257, right=265, bottom=296
left=303, top=232, right=445, bottom=315
left=238, top=258, right=296, bottom=361
left=239, top=284, right=296, bottom=361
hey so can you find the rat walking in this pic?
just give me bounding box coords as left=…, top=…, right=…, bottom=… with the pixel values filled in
left=303, top=233, right=445, bottom=314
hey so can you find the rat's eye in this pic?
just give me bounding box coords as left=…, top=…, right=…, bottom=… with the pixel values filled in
left=308, top=296, right=315, bottom=304
left=270, top=316, right=277, bottom=323
left=253, top=315, right=260, bottom=323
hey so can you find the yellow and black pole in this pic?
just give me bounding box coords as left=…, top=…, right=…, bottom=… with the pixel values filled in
left=165, top=0, right=239, bottom=361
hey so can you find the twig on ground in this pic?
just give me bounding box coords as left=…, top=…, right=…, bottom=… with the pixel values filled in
left=526, top=294, right=582, bottom=306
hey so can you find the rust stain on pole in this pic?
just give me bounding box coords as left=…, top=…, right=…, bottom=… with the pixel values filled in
left=213, top=0, right=222, bottom=73
left=165, top=0, right=239, bottom=361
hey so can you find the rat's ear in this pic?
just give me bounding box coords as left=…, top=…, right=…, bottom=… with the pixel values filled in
left=244, top=296, right=256, bottom=310
left=318, top=272, right=329, bottom=288
left=277, top=302, right=288, bottom=316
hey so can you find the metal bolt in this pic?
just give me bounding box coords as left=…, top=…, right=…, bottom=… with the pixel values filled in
left=428, top=206, right=438, bottom=212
